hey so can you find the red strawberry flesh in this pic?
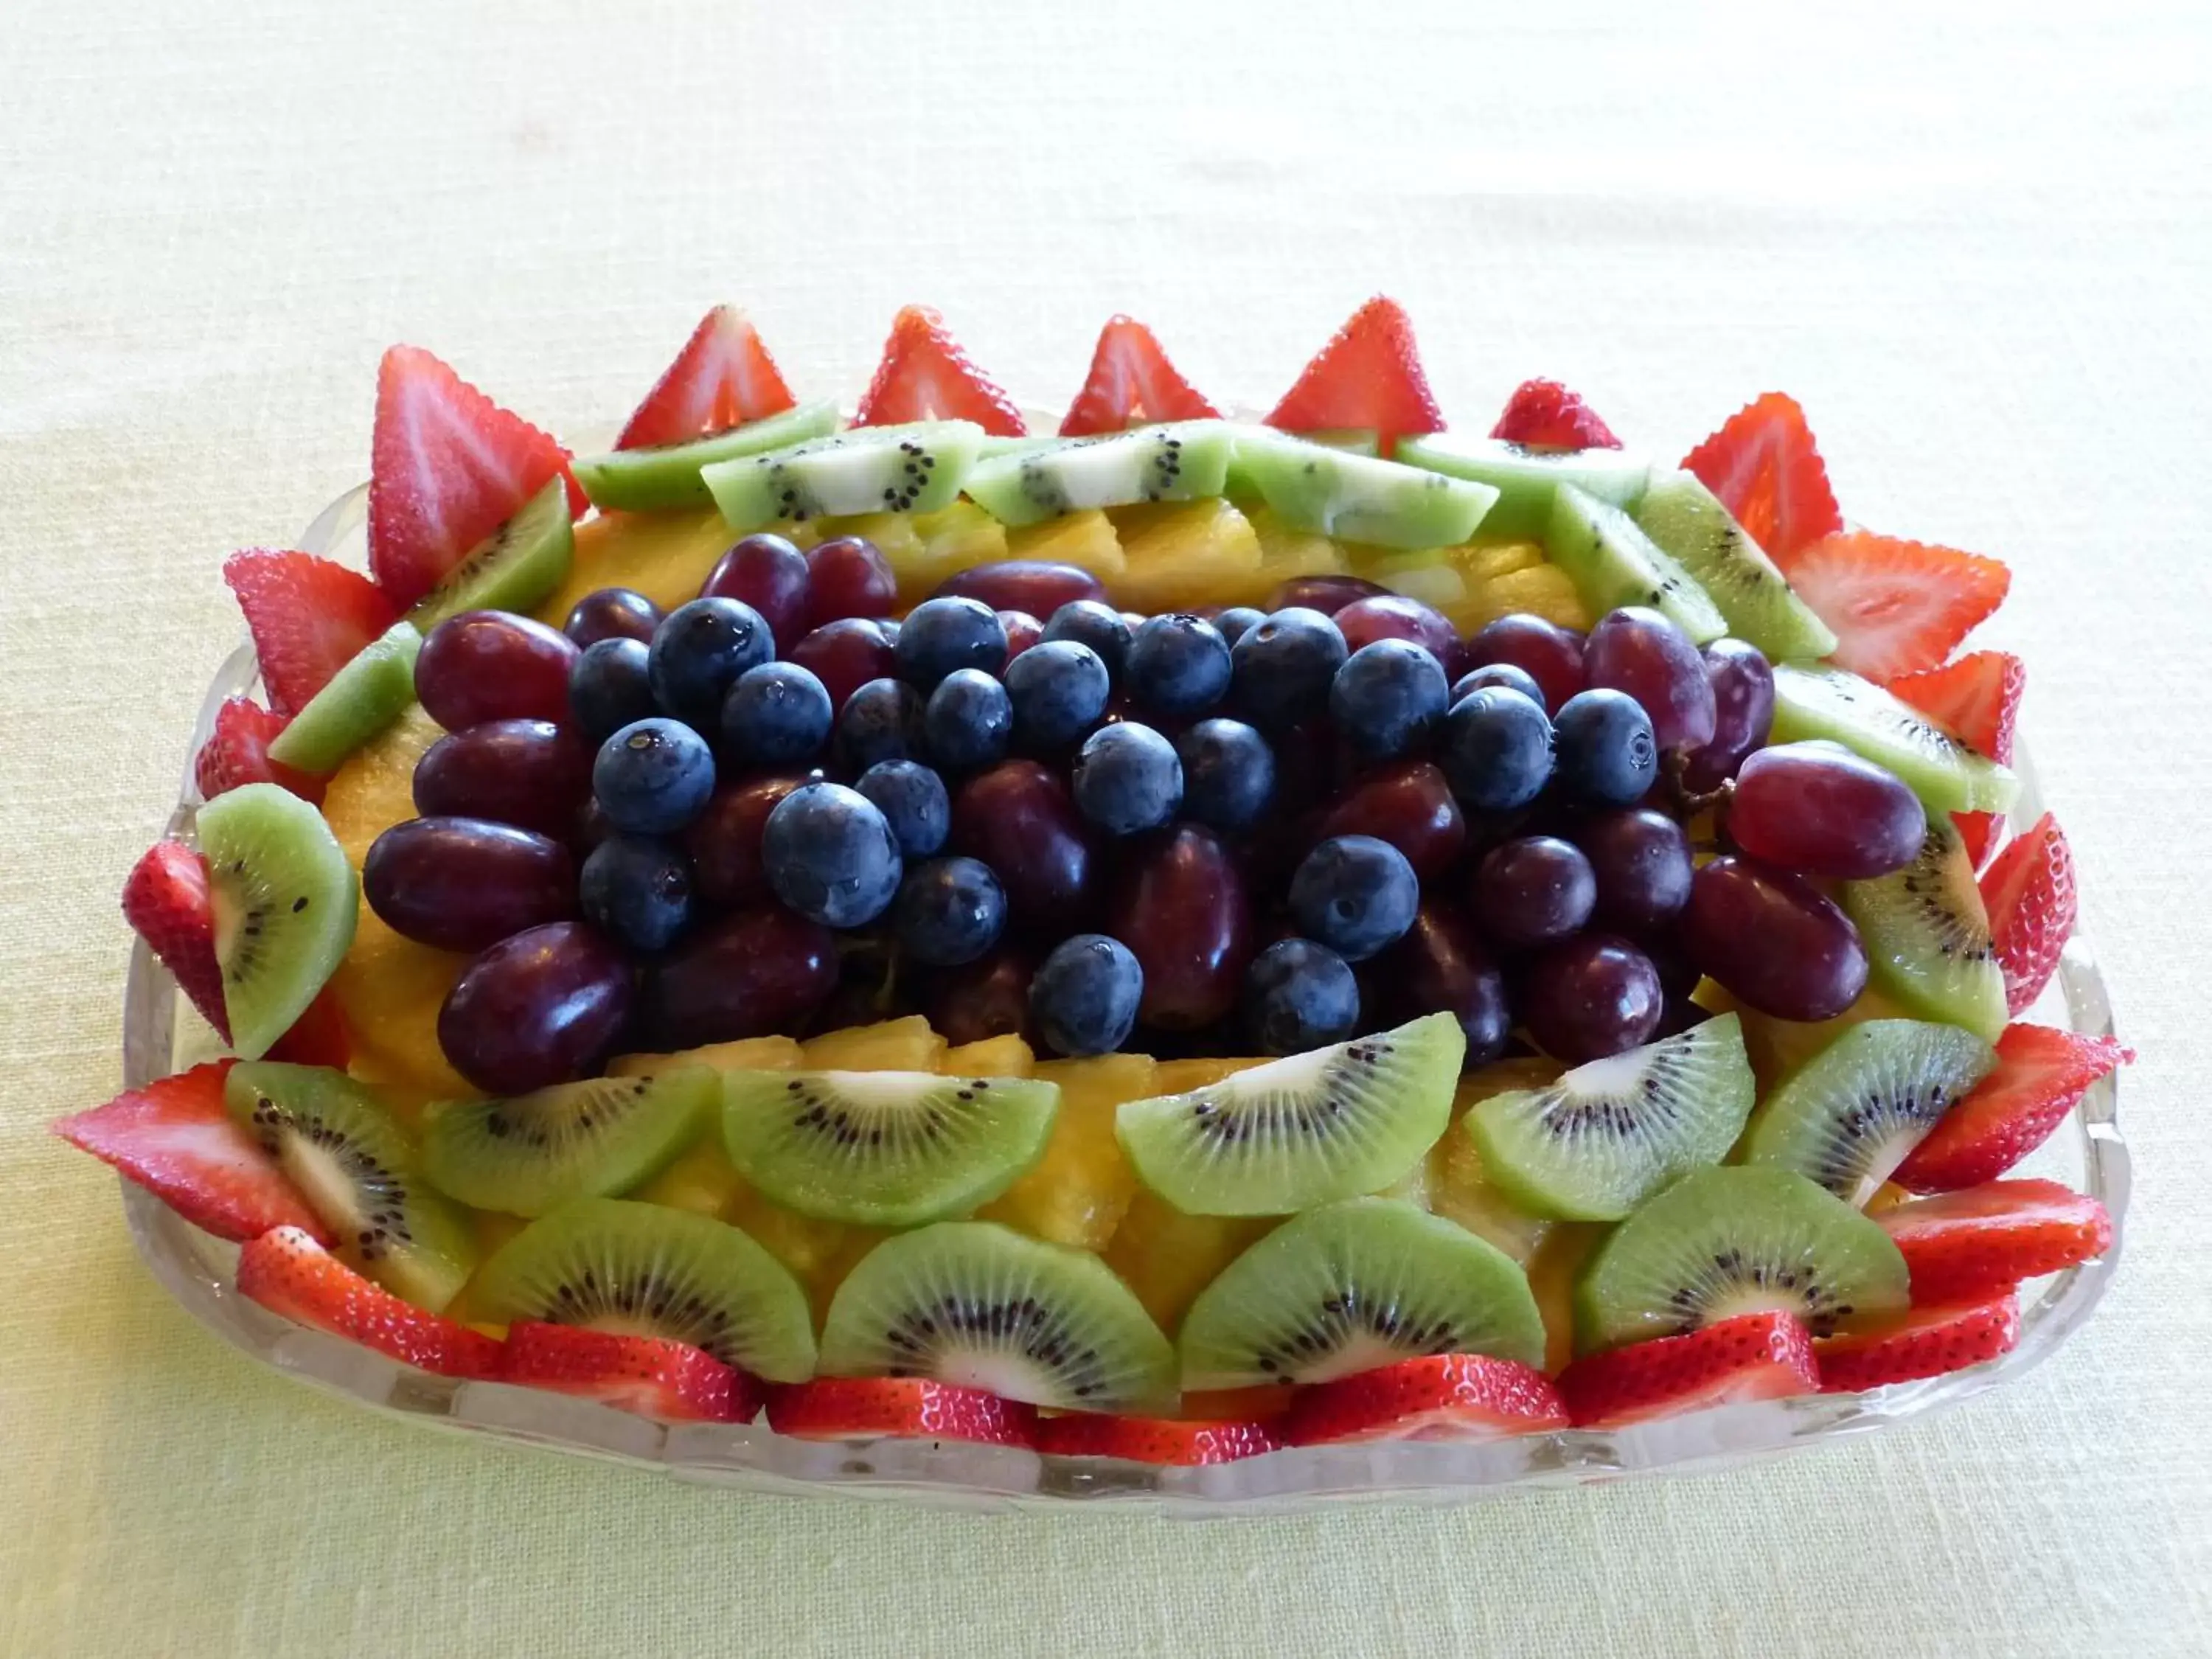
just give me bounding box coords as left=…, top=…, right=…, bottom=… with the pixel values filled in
left=1680, top=392, right=1843, bottom=560
left=853, top=306, right=1025, bottom=437
left=765, top=1377, right=1036, bottom=1446
left=1887, top=650, right=2025, bottom=864
left=1489, top=378, right=1621, bottom=451
left=1980, top=812, right=2077, bottom=1014
left=1894, top=1023, right=2130, bottom=1192
left=121, top=840, right=229, bottom=1038
left=1264, top=296, right=1444, bottom=454
left=1815, top=1295, right=2020, bottom=1392
left=614, top=305, right=795, bottom=451
left=223, top=550, right=397, bottom=717
left=194, top=696, right=330, bottom=805
left=1284, top=1353, right=1567, bottom=1445
left=1779, top=531, right=2011, bottom=681
left=498, top=1321, right=759, bottom=1422
left=1878, top=1178, right=2112, bottom=1303
left=1035, top=1412, right=1277, bottom=1464
left=1557, top=1312, right=1819, bottom=1429
left=1059, top=316, right=1221, bottom=437
left=237, top=1226, right=499, bottom=1377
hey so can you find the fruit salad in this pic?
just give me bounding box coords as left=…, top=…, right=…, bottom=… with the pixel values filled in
left=58, top=299, right=2129, bottom=1468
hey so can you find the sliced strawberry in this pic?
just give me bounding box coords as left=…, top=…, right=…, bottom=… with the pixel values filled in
left=765, top=1377, right=1036, bottom=1446
left=1778, top=531, right=2011, bottom=681
left=194, top=696, right=330, bottom=805
left=1886, top=649, right=2023, bottom=863
left=121, top=840, right=229, bottom=1037
left=1878, top=1179, right=2113, bottom=1302
left=1035, top=1412, right=1276, bottom=1464
left=1489, top=378, right=1621, bottom=451
left=614, top=305, right=796, bottom=451
left=498, top=1321, right=759, bottom=1422
left=267, top=986, right=352, bottom=1070
left=53, top=1062, right=327, bottom=1244
left=1265, top=296, right=1444, bottom=455
left=1557, top=1312, right=1819, bottom=1428
left=852, top=306, right=1025, bottom=438
left=1680, top=392, right=1843, bottom=561
left=237, top=1226, right=500, bottom=1377
left=1057, top=316, right=1221, bottom=437
left=1815, top=1295, right=2020, bottom=1392
left=1980, top=812, right=2076, bottom=1014
left=1283, top=1354, right=1567, bottom=1446
left=368, top=344, right=587, bottom=610
left=1894, top=1023, right=2131, bottom=1192
left=222, top=551, right=397, bottom=717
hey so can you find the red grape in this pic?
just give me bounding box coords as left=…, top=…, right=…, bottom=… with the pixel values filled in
left=1680, top=855, right=1868, bottom=1021
left=933, top=561, right=1107, bottom=616
left=1473, top=836, right=1597, bottom=947
left=415, top=611, right=579, bottom=730
left=1262, top=574, right=1390, bottom=616
left=1582, top=606, right=1716, bottom=752
left=925, top=947, right=1036, bottom=1045
left=703, top=532, right=813, bottom=648
left=647, top=906, right=837, bottom=1049
left=563, top=587, right=662, bottom=648
left=683, top=774, right=807, bottom=907
left=804, top=536, right=897, bottom=627
left=1335, top=596, right=1459, bottom=672
left=439, top=921, right=633, bottom=1093
left=1520, top=934, right=1663, bottom=1063
left=1575, top=808, right=1694, bottom=931
left=363, top=817, right=576, bottom=952
left=786, top=618, right=897, bottom=713
left=1729, top=742, right=1927, bottom=878
left=1382, top=902, right=1510, bottom=1065
left=1107, top=824, right=1254, bottom=1029
left=998, top=610, right=1043, bottom=663
left=950, top=760, right=1095, bottom=928
left=1682, top=639, right=1777, bottom=791
left=411, top=720, right=592, bottom=838
left=1316, top=761, right=1467, bottom=880
left=1464, top=614, right=1585, bottom=714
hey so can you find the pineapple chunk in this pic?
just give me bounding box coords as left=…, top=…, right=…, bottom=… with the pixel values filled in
left=880, top=503, right=1012, bottom=602
left=1423, top=1060, right=1565, bottom=1265
left=725, top=1184, right=883, bottom=1324
left=328, top=906, right=473, bottom=1102
left=1105, top=1192, right=1279, bottom=1335
left=1003, top=509, right=1127, bottom=577
left=941, top=1034, right=1035, bottom=1077
left=1455, top=541, right=1548, bottom=583
left=1462, top=563, right=1592, bottom=631
left=1150, top=1056, right=1267, bottom=1094
left=1734, top=984, right=1911, bottom=1094
left=975, top=1052, right=1156, bottom=1251
left=785, top=512, right=925, bottom=566
left=1528, top=1222, right=1607, bottom=1374
left=537, top=509, right=736, bottom=625
left=799, top=1015, right=947, bottom=1072
left=1107, top=500, right=1268, bottom=612
left=320, top=703, right=445, bottom=869
left=633, top=1135, right=750, bottom=1217
left=608, top=1034, right=804, bottom=1078
left=1245, top=504, right=1347, bottom=582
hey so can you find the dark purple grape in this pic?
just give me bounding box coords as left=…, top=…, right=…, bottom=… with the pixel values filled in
left=439, top=921, right=633, bottom=1093
left=950, top=760, right=1095, bottom=928
left=804, top=536, right=897, bottom=628
left=1316, top=760, right=1466, bottom=880
left=1575, top=808, right=1694, bottom=932
left=1680, top=855, right=1868, bottom=1022
left=1473, top=836, right=1597, bottom=947
left=1453, top=662, right=1545, bottom=708
left=412, top=720, right=591, bottom=838
left=647, top=907, right=837, bottom=1049
left=683, top=774, right=804, bottom=908
left=1682, top=639, right=1777, bottom=791
left=563, top=587, right=662, bottom=648
left=416, top=611, right=578, bottom=730
left=1385, top=902, right=1510, bottom=1066
left=702, top=533, right=811, bottom=648
left=1729, top=742, right=1927, bottom=878
left=787, top=618, right=897, bottom=713
left=1335, top=595, right=1460, bottom=675
left=1582, top=605, right=1717, bottom=753
left=1520, top=934, right=1663, bottom=1063
left=1108, top=824, right=1253, bottom=1029
left=1464, top=614, right=1585, bottom=714
left=1262, top=574, right=1390, bottom=615
left=925, top=947, right=1034, bottom=1045
left=998, top=611, right=1043, bottom=663
left=364, top=817, right=574, bottom=952
left=933, top=561, right=1107, bottom=618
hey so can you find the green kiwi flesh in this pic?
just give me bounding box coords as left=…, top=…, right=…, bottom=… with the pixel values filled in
left=818, top=1220, right=1175, bottom=1410
left=225, top=1062, right=476, bottom=1310
left=1229, top=429, right=1500, bottom=549
left=1178, top=1197, right=1546, bottom=1388
left=1575, top=1166, right=1910, bottom=1354
left=1630, top=470, right=1838, bottom=659
left=699, top=420, right=984, bottom=531
left=720, top=1068, right=1060, bottom=1227
left=198, top=783, right=358, bottom=1059
left=265, top=620, right=422, bottom=774
left=420, top=1065, right=718, bottom=1217
left=403, top=476, right=574, bottom=630
left=1467, top=1013, right=1757, bottom=1222
left=1114, top=1012, right=1464, bottom=1216
left=1739, top=1019, right=1996, bottom=1207
left=1545, top=482, right=1728, bottom=643
left=571, top=399, right=841, bottom=512
left=1394, top=433, right=1651, bottom=542
left=962, top=422, right=1234, bottom=526
left=1841, top=816, right=2010, bottom=1041
left=1768, top=662, right=2018, bottom=815
left=467, top=1197, right=817, bottom=1381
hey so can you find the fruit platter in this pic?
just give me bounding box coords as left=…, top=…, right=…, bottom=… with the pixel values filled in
left=69, top=299, right=2130, bottom=1510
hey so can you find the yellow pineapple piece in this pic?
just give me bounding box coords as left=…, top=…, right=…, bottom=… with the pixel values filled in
left=1245, top=504, right=1346, bottom=582
left=941, top=1034, right=1035, bottom=1077
left=329, top=906, right=475, bottom=1102
left=473, top=1209, right=528, bottom=1257
left=888, top=503, right=1013, bottom=603
left=799, top=1015, right=946, bottom=1072
left=793, top=512, right=925, bottom=568
left=723, top=1183, right=880, bottom=1324
left=1463, top=563, right=1592, bottom=631
left=1736, top=985, right=1911, bottom=1094
left=1107, top=499, right=1268, bottom=611
left=1105, top=1192, right=1279, bottom=1336
left=1865, top=1181, right=1915, bottom=1214
left=320, top=704, right=444, bottom=869
left=1150, top=1056, right=1266, bottom=1094
left=1528, top=1222, right=1607, bottom=1374
left=607, top=1034, right=804, bottom=1079
left=1455, top=541, right=1547, bottom=583
left=976, top=1053, right=1156, bottom=1251
left=1003, top=509, right=1127, bottom=577
left=536, top=509, right=736, bottom=625
left=635, top=1135, right=748, bottom=1217
left=1422, top=1061, right=1566, bottom=1265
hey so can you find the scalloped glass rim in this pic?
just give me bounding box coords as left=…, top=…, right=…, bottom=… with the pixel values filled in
left=118, top=466, right=2130, bottom=1515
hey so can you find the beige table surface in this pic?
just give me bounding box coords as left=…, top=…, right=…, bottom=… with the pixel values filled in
left=4, top=2, right=2208, bottom=1654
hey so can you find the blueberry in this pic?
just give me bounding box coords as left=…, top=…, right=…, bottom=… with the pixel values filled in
left=923, top=668, right=1014, bottom=773
left=1439, top=686, right=1555, bottom=811
left=894, top=856, right=1007, bottom=967
left=578, top=835, right=694, bottom=953
left=1213, top=606, right=1265, bottom=646
left=1071, top=722, right=1183, bottom=835
left=760, top=781, right=903, bottom=928
left=721, top=661, right=832, bottom=768
left=1287, top=835, right=1419, bottom=962
left=838, top=677, right=928, bottom=771
left=1452, top=662, right=1545, bottom=708
left=1330, top=639, right=1450, bottom=757
left=1029, top=933, right=1144, bottom=1057
left=563, top=587, right=663, bottom=649
left=855, top=759, right=950, bottom=858
left=594, top=717, right=717, bottom=835
left=1551, top=688, right=1659, bottom=807
left=1003, top=639, right=1110, bottom=752
left=647, top=597, right=773, bottom=728
left=1125, top=613, right=1231, bottom=716
left=568, top=638, right=658, bottom=743
left=1230, top=607, right=1348, bottom=728
left=1040, top=600, right=1133, bottom=678
left=1242, top=937, right=1360, bottom=1054
left=895, top=596, right=1006, bottom=688
left=1175, top=718, right=1275, bottom=832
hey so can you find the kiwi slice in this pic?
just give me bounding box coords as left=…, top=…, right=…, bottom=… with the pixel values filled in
left=1545, top=483, right=1728, bottom=644
left=1230, top=430, right=1500, bottom=549
left=265, top=620, right=422, bottom=774
left=1769, top=663, right=2018, bottom=815
left=1114, top=1012, right=1464, bottom=1217
left=468, top=1197, right=817, bottom=1382
left=1467, top=1014, right=1758, bottom=1222
left=1741, top=1019, right=1994, bottom=1206
left=571, top=399, right=841, bottom=512
left=1575, top=1165, right=1910, bottom=1353
left=1840, top=817, right=2009, bottom=1041
left=403, top=476, right=574, bottom=630
left=420, top=1066, right=719, bottom=1218
left=1631, top=470, right=1839, bottom=660
left=817, top=1220, right=1175, bottom=1410
left=225, top=1061, right=476, bottom=1310
left=1395, top=433, right=1652, bottom=542
left=198, top=783, right=358, bottom=1059
left=1178, top=1198, right=1546, bottom=1389
left=963, top=422, right=1235, bottom=526
left=699, top=420, right=985, bottom=532
left=720, top=1068, right=1060, bottom=1228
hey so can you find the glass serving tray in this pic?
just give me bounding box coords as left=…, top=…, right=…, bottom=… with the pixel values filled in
left=116, top=474, right=2129, bottom=1515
